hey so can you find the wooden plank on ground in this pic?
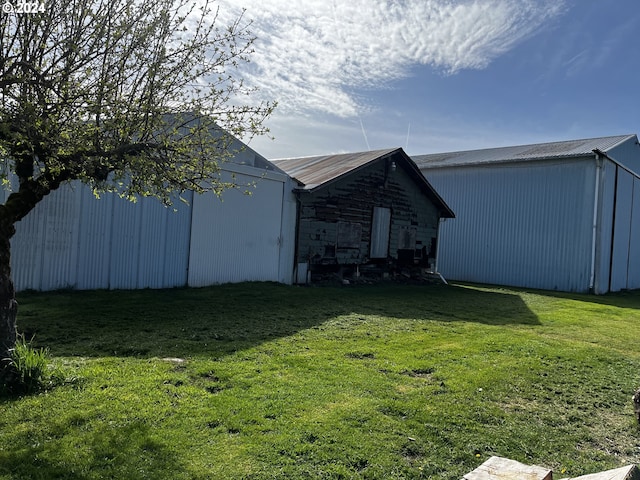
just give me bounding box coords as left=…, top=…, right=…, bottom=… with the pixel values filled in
left=559, top=465, right=640, bottom=480
left=463, top=456, right=552, bottom=480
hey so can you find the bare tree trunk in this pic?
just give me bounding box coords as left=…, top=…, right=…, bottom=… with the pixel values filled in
left=0, top=182, right=52, bottom=367
left=0, top=222, right=17, bottom=363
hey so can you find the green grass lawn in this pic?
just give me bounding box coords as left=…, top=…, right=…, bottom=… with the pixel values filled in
left=1, top=282, right=640, bottom=479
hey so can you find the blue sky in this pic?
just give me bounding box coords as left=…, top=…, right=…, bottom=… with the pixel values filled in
left=217, top=0, right=640, bottom=159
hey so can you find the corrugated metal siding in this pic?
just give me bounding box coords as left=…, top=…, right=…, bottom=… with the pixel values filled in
left=12, top=184, right=83, bottom=291
left=426, top=159, right=596, bottom=292
left=41, top=184, right=80, bottom=290
left=594, top=160, right=616, bottom=294
left=609, top=168, right=634, bottom=292
left=10, top=182, right=193, bottom=291
left=8, top=164, right=294, bottom=291
left=597, top=164, right=640, bottom=293
left=76, top=184, right=113, bottom=289
left=122, top=193, right=191, bottom=289
left=12, top=192, right=48, bottom=291
left=161, top=191, right=193, bottom=288
left=109, top=195, right=144, bottom=289
left=604, top=140, right=640, bottom=290
left=188, top=170, right=288, bottom=286
left=137, top=199, right=167, bottom=288
left=277, top=182, right=298, bottom=284
left=628, top=177, right=640, bottom=290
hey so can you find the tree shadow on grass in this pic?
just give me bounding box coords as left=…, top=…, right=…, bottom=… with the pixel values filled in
left=17, top=282, right=540, bottom=360
left=0, top=418, right=185, bottom=480
left=2, top=283, right=541, bottom=480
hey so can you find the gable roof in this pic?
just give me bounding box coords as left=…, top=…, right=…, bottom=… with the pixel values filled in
left=164, top=112, right=284, bottom=173
left=272, top=147, right=455, bottom=218
left=413, top=134, right=637, bottom=169
left=271, top=148, right=397, bottom=190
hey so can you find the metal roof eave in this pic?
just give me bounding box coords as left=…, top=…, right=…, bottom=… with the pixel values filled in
left=414, top=134, right=638, bottom=170
left=417, top=152, right=598, bottom=170
left=273, top=148, right=398, bottom=190
left=298, top=148, right=400, bottom=192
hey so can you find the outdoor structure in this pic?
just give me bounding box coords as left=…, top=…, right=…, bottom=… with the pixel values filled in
left=413, top=134, right=640, bottom=294
left=272, top=148, right=454, bottom=282
left=5, top=137, right=297, bottom=291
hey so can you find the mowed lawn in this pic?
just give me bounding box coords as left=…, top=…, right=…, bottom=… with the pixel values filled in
left=1, top=282, right=640, bottom=479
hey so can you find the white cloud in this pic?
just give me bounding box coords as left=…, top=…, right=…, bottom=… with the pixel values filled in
left=217, top=0, right=566, bottom=118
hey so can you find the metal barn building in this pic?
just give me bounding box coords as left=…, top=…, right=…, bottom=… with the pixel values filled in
left=413, top=134, right=640, bottom=294
left=4, top=140, right=297, bottom=291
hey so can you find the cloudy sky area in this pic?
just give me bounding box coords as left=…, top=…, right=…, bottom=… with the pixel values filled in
left=216, top=0, right=640, bottom=159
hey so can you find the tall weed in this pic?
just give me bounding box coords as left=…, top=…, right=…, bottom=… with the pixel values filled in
left=0, top=334, right=65, bottom=396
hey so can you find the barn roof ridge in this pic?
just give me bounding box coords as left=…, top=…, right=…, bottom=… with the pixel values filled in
left=413, top=134, right=638, bottom=169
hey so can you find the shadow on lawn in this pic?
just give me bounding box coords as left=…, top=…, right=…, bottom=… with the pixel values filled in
left=0, top=417, right=186, bottom=479
left=540, top=288, right=640, bottom=310
left=17, top=282, right=540, bottom=359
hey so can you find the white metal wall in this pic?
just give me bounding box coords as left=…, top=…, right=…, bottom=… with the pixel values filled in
left=594, top=160, right=616, bottom=294
left=187, top=165, right=296, bottom=286
left=595, top=162, right=640, bottom=293
left=6, top=165, right=295, bottom=291
left=9, top=186, right=78, bottom=290
left=424, top=159, right=597, bottom=292
left=602, top=139, right=640, bottom=292
left=609, top=136, right=640, bottom=176
left=628, top=177, right=640, bottom=290
left=609, top=167, right=633, bottom=292
left=9, top=182, right=193, bottom=291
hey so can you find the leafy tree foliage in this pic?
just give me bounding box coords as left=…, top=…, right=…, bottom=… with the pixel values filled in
left=0, top=0, right=274, bottom=363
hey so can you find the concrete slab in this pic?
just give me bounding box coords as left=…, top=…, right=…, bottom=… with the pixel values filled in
left=463, top=456, right=552, bottom=480
left=559, top=465, right=640, bottom=480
